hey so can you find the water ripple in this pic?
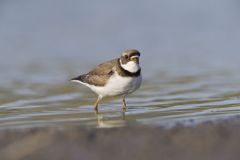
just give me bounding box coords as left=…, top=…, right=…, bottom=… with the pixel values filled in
left=1, top=73, right=240, bottom=129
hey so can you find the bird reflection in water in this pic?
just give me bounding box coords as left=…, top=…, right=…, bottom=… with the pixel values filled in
left=95, top=111, right=127, bottom=128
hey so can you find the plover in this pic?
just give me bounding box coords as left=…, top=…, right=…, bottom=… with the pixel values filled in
left=71, top=49, right=142, bottom=112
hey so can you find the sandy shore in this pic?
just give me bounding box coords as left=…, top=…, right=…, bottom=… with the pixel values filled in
left=1, top=119, right=240, bottom=160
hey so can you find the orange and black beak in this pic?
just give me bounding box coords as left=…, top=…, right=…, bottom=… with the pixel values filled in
left=131, top=56, right=139, bottom=64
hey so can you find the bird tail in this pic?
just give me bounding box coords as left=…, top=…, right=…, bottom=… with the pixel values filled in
left=70, top=75, right=85, bottom=83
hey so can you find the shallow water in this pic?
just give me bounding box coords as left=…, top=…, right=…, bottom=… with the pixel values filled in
left=1, top=0, right=240, bottom=129
left=1, top=64, right=240, bottom=129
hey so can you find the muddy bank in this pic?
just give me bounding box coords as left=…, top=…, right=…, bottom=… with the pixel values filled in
left=1, top=120, right=240, bottom=160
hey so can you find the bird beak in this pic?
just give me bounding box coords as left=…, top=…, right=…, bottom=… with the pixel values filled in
left=131, top=57, right=139, bottom=64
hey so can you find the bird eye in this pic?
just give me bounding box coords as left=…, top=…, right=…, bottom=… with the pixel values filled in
left=124, top=55, right=129, bottom=59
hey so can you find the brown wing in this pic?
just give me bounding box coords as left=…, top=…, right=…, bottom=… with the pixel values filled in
left=88, top=59, right=117, bottom=75
left=71, top=59, right=118, bottom=86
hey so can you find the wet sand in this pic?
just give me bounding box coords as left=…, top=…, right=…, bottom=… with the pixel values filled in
left=1, top=118, right=240, bottom=160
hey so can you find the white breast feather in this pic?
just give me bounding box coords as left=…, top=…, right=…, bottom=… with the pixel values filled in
left=85, top=72, right=142, bottom=98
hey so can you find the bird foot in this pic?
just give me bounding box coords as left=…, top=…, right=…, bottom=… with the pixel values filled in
left=122, top=107, right=127, bottom=112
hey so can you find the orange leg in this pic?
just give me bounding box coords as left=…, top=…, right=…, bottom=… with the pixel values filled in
left=122, top=96, right=127, bottom=112
left=94, top=96, right=102, bottom=113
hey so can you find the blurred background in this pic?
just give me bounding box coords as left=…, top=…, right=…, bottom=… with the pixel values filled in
left=1, top=0, right=240, bottom=81
left=1, top=0, right=240, bottom=128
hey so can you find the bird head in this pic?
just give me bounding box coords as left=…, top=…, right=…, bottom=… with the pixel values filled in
left=120, top=49, right=141, bottom=73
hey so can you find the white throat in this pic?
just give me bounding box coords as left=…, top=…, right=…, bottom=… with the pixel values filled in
left=120, top=59, right=141, bottom=73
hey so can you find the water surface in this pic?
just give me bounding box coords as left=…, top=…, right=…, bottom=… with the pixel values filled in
left=1, top=65, right=240, bottom=129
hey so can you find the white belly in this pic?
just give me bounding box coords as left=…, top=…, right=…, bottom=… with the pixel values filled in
left=87, top=72, right=142, bottom=98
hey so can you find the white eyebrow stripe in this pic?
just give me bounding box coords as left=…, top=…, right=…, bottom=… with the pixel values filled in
left=130, top=56, right=139, bottom=59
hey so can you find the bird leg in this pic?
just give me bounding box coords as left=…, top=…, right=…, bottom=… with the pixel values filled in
left=94, top=96, right=101, bottom=114
left=122, top=96, right=127, bottom=112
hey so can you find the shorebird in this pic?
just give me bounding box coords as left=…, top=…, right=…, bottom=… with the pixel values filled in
left=71, top=49, right=142, bottom=112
